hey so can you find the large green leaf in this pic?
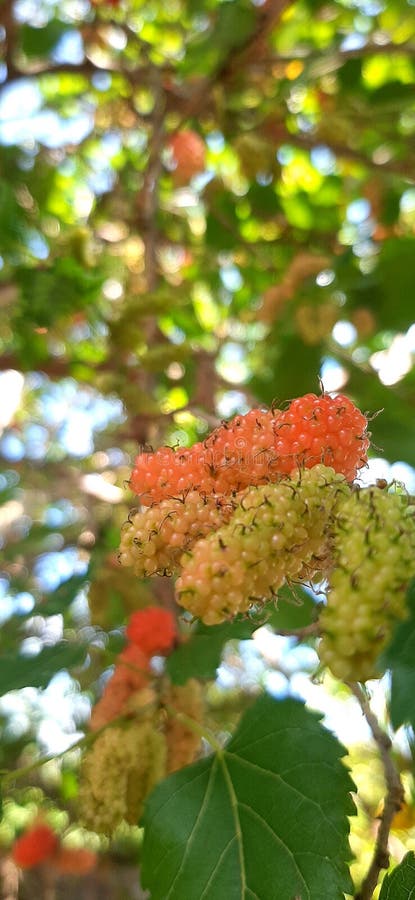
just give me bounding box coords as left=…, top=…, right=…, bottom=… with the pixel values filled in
left=379, top=852, right=415, bottom=899
left=380, top=581, right=415, bottom=731
left=141, top=695, right=355, bottom=899
left=167, top=587, right=316, bottom=684
left=0, top=643, right=87, bottom=696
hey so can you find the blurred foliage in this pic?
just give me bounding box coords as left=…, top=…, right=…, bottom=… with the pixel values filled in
left=1, top=0, right=415, bottom=895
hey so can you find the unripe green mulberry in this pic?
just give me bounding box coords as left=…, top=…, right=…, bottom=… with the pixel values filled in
left=176, top=465, right=350, bottom=624
left=119, top=492, right=234, bottom=578
left=318, top=487, right=415, bottom=682
left=79, top=721, right=166, bottom=834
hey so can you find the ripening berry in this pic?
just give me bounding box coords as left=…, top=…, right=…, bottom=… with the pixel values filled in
left=12, top=823, right=59, bottom=869
left=163, top=679, right=204, bottom=773
left=79, top=721, right=167, bottom=834
left=126, top=607, right=177, bottom=656
left=90, top=676, right=132, bottom=732
left=202, top=408, right=283, bottom=494
left=119, top=492, right=235, bottom=576
left=115, top=644, right=152, bottom=689
left=53, top=847, right=97, bottom=875
left=168, top=130, right=206, bottom=184
left=273, top=392, right=369, bottom=481
left=176, top=466, right=350, bottom=624
left=318, top=486, right=415, bottom=681
left=129, top=409, right=280, bottom=503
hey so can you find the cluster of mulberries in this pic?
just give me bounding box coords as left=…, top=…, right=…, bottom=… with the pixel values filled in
left=121, top=393, right=415, bottom=687
left=318, top=487, right=415, bottom=681
left=79, top=720, right=167, bottom=834
left=80, top=607, right=204, bottom=834
left=123, top=393, right=368, bottom=624
left=120, top=394, right=414, bottom=679
left=119, top=392, right=415, bottom=688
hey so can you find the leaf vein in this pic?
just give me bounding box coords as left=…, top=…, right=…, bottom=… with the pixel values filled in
left=238, top=802, right=310, bottom=899
left=165, top=760, right=219, bottom=899
left=199, top=835, right=238, bottom=900
left=228, top=753, right=343, bottom=843
left=219, top=754, right=246, bottom=899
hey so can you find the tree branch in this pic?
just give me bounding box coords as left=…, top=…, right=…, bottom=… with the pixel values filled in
left=170, top=0, right=291, bottom=132
left=348, top=682, right=404, bottom=900
left=262, top=120, right=415, bottom=180
left=251, top=39, right=415, bottom=71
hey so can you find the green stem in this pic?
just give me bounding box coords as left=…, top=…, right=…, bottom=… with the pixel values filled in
left=164, top=703, right=223, bottom=754
left=1, top=705, right=155, bottom=790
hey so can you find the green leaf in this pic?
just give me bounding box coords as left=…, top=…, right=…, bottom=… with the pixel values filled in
left=250, top=334, right=322, bottom=405
left=142, top=695, right=355, bottom=899
left=20, top=21, right=68, bottom=59
left=267, top=584, right=317, bottom=631
left=0, top=643, right=87, bottom=696
left=376, top=238, right=415, bottom=331
left=39, top=575, right=88, bottom=616
left=379, top=852, right=415, bottom=898
left=380, top=582, right=415, bottom=731
left=16, top=258, right=104, bottom=329
left=214, top=3, right=256, bottom=55
left=167, top=587, right=316, bottom=684
left=166, top=620, right=253, bottom=685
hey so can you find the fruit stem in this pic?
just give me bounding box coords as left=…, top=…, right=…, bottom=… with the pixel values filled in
left=164, top=703, right=223, bottom=753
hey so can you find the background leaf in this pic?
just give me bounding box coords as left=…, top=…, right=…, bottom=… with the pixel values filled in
left=166, top=619, right=253, bottom=684
left=167, top=586, right=316, bottom=684
left=0, top=643, right=87, bottom=696
left=380, top=581, right=415, bottom=730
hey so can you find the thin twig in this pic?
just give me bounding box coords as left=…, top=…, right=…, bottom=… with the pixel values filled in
left=276, top=622, right=320, bottom=640
left=164, top=703, right=222, bottom=753
left=347, top=682, right=404, bottom=900
left=171, top=0, right=291, bottom=132
left=0, top=703, right=156, bottom=790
